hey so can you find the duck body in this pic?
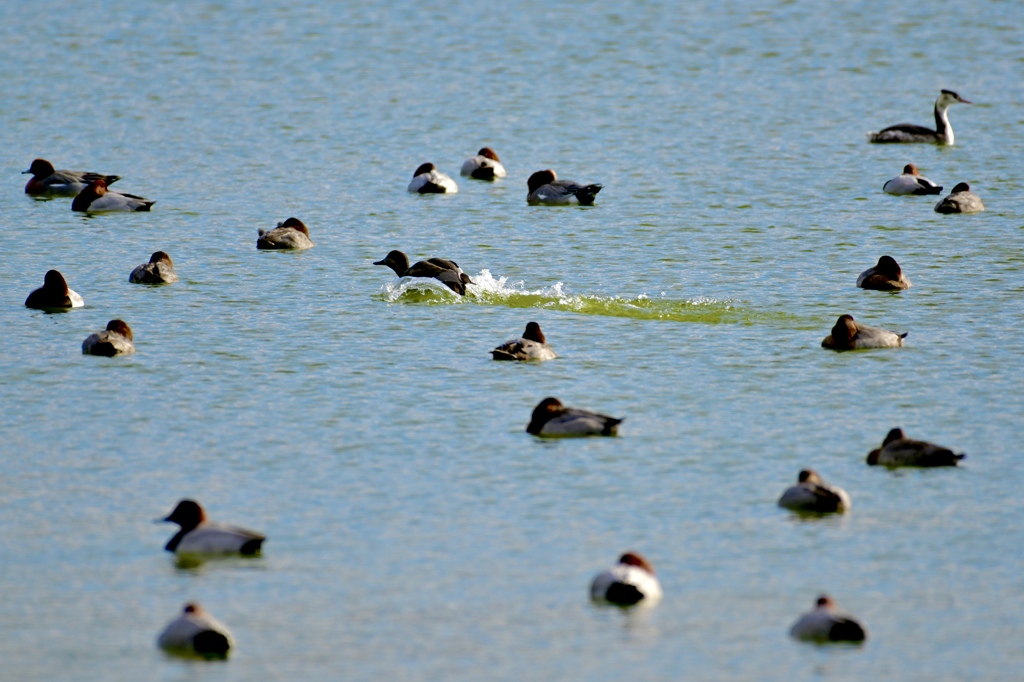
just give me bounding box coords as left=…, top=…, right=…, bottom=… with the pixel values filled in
left=869, top=90, right=971, bottom=145
left=374, top=249, right=473, bottom=295
left=161, top=499, right=265, bottom=555
left=856, top=256, right=911, bottom=291
left=82, top=320, right=135, bottom=357
left=778, top=470, right=850, bottom=513
left=492, top=322, right=557, bottom=361
left=25, top=269, right=84, bottom=310
left=790, top=596, right=867, bottom=643
left=460, top=147, right=506, bottom=181
left=72, top=178, right=153, bottom=212
left=590, top=552, right=663, bottom=606
left=867, top=428, right=965, bottom=467
left=157, top=603, right=234, bottom=658
left=23, top=158, right=121, bottom=196
left=129, top=251, right=179, bottom=284
left=408, top=162, right=458, bottom=194
left=257, top=217, right=315, bottom=250
left=882, top=164, right=942, bottom=195
left=822, top=315, right=905, bottom=350
left=526, top=169, right=602, bottom=206
left=934, top=182, right=985, bottom=214
left=526, top=397, right=622, bottom=437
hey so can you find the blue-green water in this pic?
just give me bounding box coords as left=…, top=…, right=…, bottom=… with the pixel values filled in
left=2, top=1, right=1023, bottom=680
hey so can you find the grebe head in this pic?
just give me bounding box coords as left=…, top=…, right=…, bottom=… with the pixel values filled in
left=938, top=90, right=971, bottom=107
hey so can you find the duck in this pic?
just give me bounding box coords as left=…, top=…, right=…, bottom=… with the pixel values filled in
left=790, top=595, right=867, bottom=643
left=460, top=147, right=506, bottom=181
left=82, top=320, right=135, bottom=357
left=866, top=427, right=966, bottom=467
left=160, top=499, right=265, bottom=555
left=590, top=552, right=663, bottom=606
left=526, top=169, right=602, bottom=206
left=934, top=182, right=985, bottom=214
left=373, top=249, right=474, bottom=295
left=157, top=603, right=234, bottom=658
left=407, top=162, right=458, bottom=194
left=129, top=251, right=179, bottom=284
left=777, top=469, right=850, bottom=513
left=22, top=158, right=121, bottom=196
left=257, top=217, right=315, bottom=250
left=24, top=269, right=84, bottom=310
left=868, top=89, right=972, bottom=145
left=71, top=178, right=154, bottom=212
left=882, top=164, right=942, bottom=195
left=821, top=314, right=906, bottom=350
left=856, top=255, right=911, bottom=291
left=492, top=322, right=557, bottom=361
left=526, top=397, right=622, bottom=437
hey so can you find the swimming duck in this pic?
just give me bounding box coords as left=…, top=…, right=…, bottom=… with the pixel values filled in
left=821, top=314, right=906, bottom=350
left=460, top=147, right=507, bottom=181
left=590, top=552, right=663, bottom=606
left=23, top=158, right=121, bottom=196
left=129, top=251, right=179, bottom=284
left=778, top=470, right=850, bottom=513
left=526, top=169, right=602, bottom=206
left=856, top=256, right=911, bottom=291
left=82, top=320, right=135, bottom=356
left=71, top=178, right=154, bottom=212
left=882, top=164, right=942, bottom=195
left=160, top=499, right=265, bottom=555
left=257, top=217, right=315, bottom=250
left=934, top=182, right=985, bottom=214
left=24, top=269, right=84, bottom=309
left=407, top=162, right=458, bottom=194
left=492, top=322, right=557, bottom=361
left=526, top=397, right=622, bottom=437
left=866, top=428, right=965, bottom=467
left=157, top=603, right=234, bottom=658
left=373, top=249, right=474, bottom=295
left=869, top=90, right=972, bottom=145
left=790, top=595, right=867, bottom=643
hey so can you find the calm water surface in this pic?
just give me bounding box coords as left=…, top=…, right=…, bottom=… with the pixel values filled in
left=2, top=1, right=1023, bottom=680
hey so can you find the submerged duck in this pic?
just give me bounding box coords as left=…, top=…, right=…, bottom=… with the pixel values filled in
left=526, top=397, right=622, bottom=437
left=373, top=249, right=474, bottom=295
left=867, top=428, right=966, bottom=467
left=129, top=251, right=179, bottom=284
left=790, top=595, right=867, bottom=643
left=821, top=314, right=906, bottom=350
left=157, top=603, right=234, bottom=658
left=934, top=182, right=985, bottom=214
left=882, top=164, right=942, bottom=195
left=82, top=320, right=135, bottom=357
left=856, top=256, right=911, bottom=291
left=869, top=90, right=972, bottom=145
left=778, top=470, right=850, bottom=513
left=407, top=162, right=458, bottom=194
left=24, top=269, right=84, bottom=310
left=71, top=178, right=154, bottom=212
left=526, top=169, right=602, bottom=206
left=492, top=322, right=557, bottom=361
left=257, top=217, right=315, bottom=250
left=160, top=499, right=265, bottom=555
left=23, top=158, right=121, bottom=196
left=591, top=552, right=663, bottom=606
left=460, top=147, right=507, bottom=181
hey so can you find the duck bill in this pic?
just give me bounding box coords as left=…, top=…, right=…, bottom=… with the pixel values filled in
left=372, top=259, right=387, bottom=266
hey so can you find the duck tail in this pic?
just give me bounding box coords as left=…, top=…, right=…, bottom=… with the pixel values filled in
left=575, top=184, right=603, bottom=206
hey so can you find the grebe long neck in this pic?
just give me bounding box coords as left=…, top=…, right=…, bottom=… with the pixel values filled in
left=934, top=101, right=953, bottom=145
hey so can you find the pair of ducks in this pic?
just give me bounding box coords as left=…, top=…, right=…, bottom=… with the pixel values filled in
left=884, top=165, right=986, bottom=213
left=23, top=159, right=154, bottom=211
left=591, top=553, right=866, bottom=644
left=24, top=272, right=135, bottom=356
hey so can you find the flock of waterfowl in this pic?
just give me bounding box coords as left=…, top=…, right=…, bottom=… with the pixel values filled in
left=20, top=89, right=978, bottom=656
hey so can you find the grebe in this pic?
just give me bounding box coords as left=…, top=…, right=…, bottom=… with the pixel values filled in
left=869, top=90, right=971, bottom=145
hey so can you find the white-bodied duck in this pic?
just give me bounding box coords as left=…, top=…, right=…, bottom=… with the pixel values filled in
left=821, top=314, right=906, bottom=350
left=157, top=603, right=234, bottom=658
left=778, top=469, right=850, bottom=513
left=460, top=147, right=506, bottom=181
left=866, top=428, right=966, bottom=467
left=882, top=164, right=942, bottom=195
left=590, top=552, right=663, bottom=606
left=492, top=322, right=557, bottom=361
left=160, top=499, right=265, bottom=555
left=790, top=595, right=867, bottom=643
left=407, top=162, right=458, bottom=194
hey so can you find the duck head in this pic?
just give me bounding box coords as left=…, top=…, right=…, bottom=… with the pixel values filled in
left=106, top=319, right=133, bottom=341
left=619, top=551, right=655, bottom=575
left=373, top=250, right=411, bottom=276
left=523, top=322, right=546, bottom=344
left=412, top=162, right=436, bottom=177
left=527, top=169, right=557, bottom=194
left=162, top=499, right=206, bottom=531
left=277, top=217, right=309, bottom=235
left=24, top=158, right=56, bottom=177
left=478, top=147, right=500, bottom=161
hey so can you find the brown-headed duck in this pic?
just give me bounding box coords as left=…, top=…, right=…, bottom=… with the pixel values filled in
left=23, top=158, right=121, bottom=196
left=257, top=217, right=315, bottom=250
left=373, top=249, right=474, bottom=295
left=821, top=314, right=906, bottom=350
left=82, top=320, right=135, bottom=356
left=778, top=469, right=850, bottom=513
left=790, top=595, right=867, bottom=643
left=492, top=322, right=557, bottom=361
left=407, top=162, right=458, bottom=194
left=159, top=499, right=265, bottom=555
left=129, top=251, right=179, bottom=284
left=460, top=147, right=507, bottom=181
left=157, top=603, right=234, bottom=658
left=526, top=397, right=622, bottom=437
left=24, top=269, right=84, bottom=309
left=882, top=164, right=942, bottom=195
left=934, top=182, right=985, bottom=214
left=856, top=256, right=911, bottom=291
left=591, top=552, right=663, bottom=606
left=71, top=178, right=154, bottom=212
left=866, top=428, right=966, bottom=467
left=526, top=169, right=602, bottom=205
